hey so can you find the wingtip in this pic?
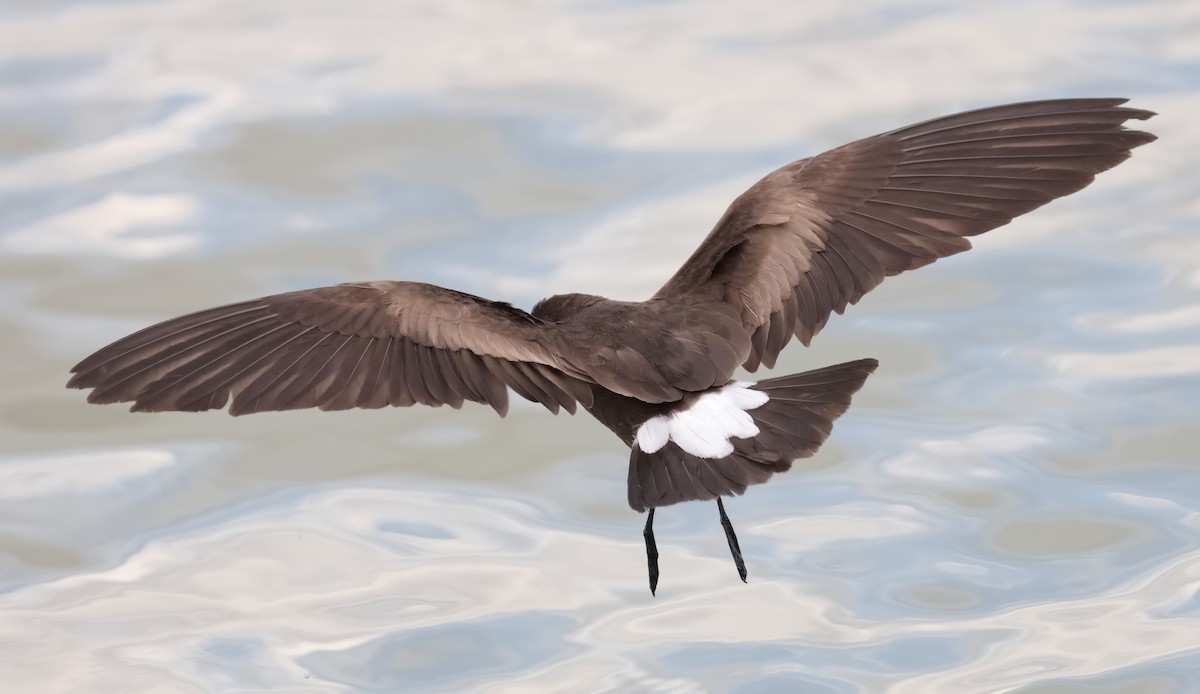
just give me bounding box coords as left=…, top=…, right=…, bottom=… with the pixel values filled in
left=1106, top=97, right=1156, bottom=121
left=66, top=362, right=102, bottom=390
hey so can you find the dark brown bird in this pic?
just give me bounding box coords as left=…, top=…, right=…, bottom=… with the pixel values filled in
left=68, top=98, right=1155, bottom=594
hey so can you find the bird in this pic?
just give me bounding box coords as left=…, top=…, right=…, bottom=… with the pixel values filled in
left=67, top=98, right=1155, bottom=595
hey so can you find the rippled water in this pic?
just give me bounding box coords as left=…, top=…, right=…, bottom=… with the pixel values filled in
left=2, top=1, right=1199, bottom=692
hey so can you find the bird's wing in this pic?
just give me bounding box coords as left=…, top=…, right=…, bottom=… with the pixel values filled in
left=654, top=98, right=1156, bottom=370
left=68, top=281, right=593, bottom=416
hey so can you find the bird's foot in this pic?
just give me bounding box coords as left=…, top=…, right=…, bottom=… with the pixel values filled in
left=718, top=497, right=747, bottom=583
left=644, top=507, right=659, bottom=596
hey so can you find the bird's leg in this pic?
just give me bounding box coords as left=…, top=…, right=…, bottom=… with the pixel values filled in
left=717, top=497, right=747, bottom=583
left=644, top=508, right=659, bottom=596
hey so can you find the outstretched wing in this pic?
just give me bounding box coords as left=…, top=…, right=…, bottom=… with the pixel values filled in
left=68, top=281, right=593, bottom=416
left=654, top=98, right=1156, bottom=370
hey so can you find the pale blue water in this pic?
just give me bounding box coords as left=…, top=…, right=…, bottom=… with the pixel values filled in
left=1, top=1, right=1199, bottom=692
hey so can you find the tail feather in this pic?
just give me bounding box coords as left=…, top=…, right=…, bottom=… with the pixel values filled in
left=627, top=358, right=877, bottom=511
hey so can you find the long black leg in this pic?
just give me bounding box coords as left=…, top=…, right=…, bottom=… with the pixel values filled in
left=644, top=508, right=659, bottom=596
left=717, top=498, right=747, bottom=583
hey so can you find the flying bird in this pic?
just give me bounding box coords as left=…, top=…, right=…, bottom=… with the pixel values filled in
left=68, top=98, right=1155, bottom=594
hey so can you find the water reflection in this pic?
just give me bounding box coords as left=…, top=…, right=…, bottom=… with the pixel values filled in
left=2, top=0, right=1199, bottom=692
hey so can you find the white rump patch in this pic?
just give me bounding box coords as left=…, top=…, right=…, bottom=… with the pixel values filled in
left=635, top=382, right=769, bottom=459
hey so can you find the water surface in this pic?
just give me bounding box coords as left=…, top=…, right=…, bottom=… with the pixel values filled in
left=1, top=1, right=1198, bottom=692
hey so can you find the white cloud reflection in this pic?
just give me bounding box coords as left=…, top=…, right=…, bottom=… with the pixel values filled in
left=1053, top=345, right=1200, bottom=380
left=1079, top=306, right=1200, bottom=335
left=2, top=193, right=200, bottom=259
left=0, top=448, right=178, bottom=500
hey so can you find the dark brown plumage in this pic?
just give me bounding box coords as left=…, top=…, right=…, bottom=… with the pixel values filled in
left=68, top=98, right=1156, bottom=594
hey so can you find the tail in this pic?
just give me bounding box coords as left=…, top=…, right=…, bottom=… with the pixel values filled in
left=627, top=358, right=878, bottom=512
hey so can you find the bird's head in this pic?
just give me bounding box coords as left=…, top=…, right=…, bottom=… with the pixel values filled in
left=531, top=293, right=606, bottom=322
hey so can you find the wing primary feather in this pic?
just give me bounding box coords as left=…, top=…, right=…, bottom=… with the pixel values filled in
left=69, top=303, right=271, bottom=377
left=310, top=335, right=361, bottom=411
left=280, top=334, right=353, bottom=411
left=166, top=324, right=310, bottom=412
left=263, top=333, right=340, bottom=410
left=234, top=330, right=330, bottom=412
left=888, top=99, right=1140, bottom=139
left=86, top=314, right=279, bottom=399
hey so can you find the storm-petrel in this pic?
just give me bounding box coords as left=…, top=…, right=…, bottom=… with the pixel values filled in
left=68, top=98, right=1156, bottom=594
